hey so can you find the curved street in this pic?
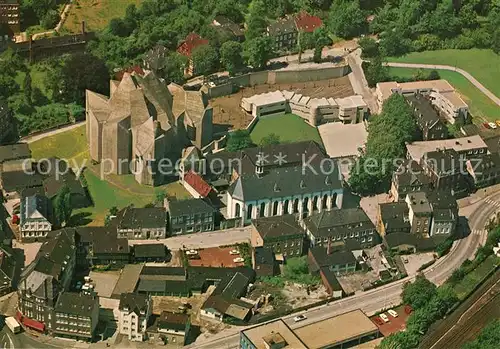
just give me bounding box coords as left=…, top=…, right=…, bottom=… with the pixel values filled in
left=385, top=62, right=500, bottom=107
left=191, top=191, right=499, bottom=349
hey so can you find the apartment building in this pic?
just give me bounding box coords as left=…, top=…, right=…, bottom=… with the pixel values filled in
left=52, top=292, right=99, bottom=341
left=405, top=192, right=432, bottom=234
left=118, top=293, right=152, bottom=342
left=165, top=198, right=216, bottom=235
left=0, top=0, right=20, bottom=36
left=19, top=194, right=53, bottom=241
left=115, top=206, right=167, bottom=239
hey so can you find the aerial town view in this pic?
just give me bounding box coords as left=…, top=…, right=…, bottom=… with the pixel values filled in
left=0, top=0, right=499, bottom=348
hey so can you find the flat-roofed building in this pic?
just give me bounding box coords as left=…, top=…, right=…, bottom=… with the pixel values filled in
left=293, top=309, right=379, bottom=348
left=241, top=91, right=288, bottom=118
left=406, top=135, right=488, bottom=161
left=240, top=319, right=307, bottom=349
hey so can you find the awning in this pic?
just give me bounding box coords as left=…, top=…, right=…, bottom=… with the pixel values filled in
left=16, top=311, right=23, bottom=322
left=22, top=317, right=45, bottom=332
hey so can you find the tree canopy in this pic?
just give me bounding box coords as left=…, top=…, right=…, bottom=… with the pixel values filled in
left=402, top=275, right=437, bottom=310
left=220, top=41, right=243, bottom=75
left=463, top=320, right=500, bottom=349
left=192, top=44, right=220, bottom=77
left=226, top=130, right=254, bottom=151
left=54, top=184, right=73, bottom=227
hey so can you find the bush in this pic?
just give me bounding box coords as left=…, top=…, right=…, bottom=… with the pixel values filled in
left=41, top=10, right=60, bottom=30
left=436, top=237, right=454, bottom=257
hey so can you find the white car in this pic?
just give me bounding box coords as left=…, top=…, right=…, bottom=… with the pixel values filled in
left=380, top=313, right=390, bottom=322
left=185, top=250, right=198, bottom=256
left=388, top=309, right=399, bottom=318
left=293, top=314, right=307, bottom=322
left=229, top=250, right=239, bottom=255
left=233, top=257, right=244, bottom=263
left=489, top=122, right=497, bottom=129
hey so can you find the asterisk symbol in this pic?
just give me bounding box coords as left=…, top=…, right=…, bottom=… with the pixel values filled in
left=274, top=152, right=287, bottom=166
left=257, top=152, right=269, bottom=164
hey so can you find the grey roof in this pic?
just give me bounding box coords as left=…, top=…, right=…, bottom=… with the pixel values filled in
left=218, top=272, right=249, bottom=299
left=1, top=170, right=43, bottom=193
left=118, top=207, right=166, bottom=229
left=252, top=214, right=305, bottom=241
left=158, top=311, right=189, bottom=332
left=319, top=267, right=344, bottom=292
left=405, top=94, right=441, bottom=130
left=393, top=159, right=430, bottom=187
left=468, top=153, right=500, bottom=176
left=55, top=292, right=98, bottom=316
left=310, top=247, right=357, bottom=268
left=433, top=208, right=455, bottom=222
left=384, top=233, right=417, bottom=249
left=141, top=266, right=185, bottom=276
left=144, top=44, right=168, bottom=71
left=268, top=16, right=297, bottom=36
left=426, top=190, right=458, bottom=210
left=406, top=192, right=432, bottom=214
left=304, top=208, right=374, bottom=238
left=254, top=247, right=274, bottom=266
left=423, top=148, right=463, bottom=175
left=134, top=244, right=166, bottom=258
left=137, top=279, right=166, bottom=293
left=484, top=135, right=500, bottom=154
left=168, top=198, right=215, bottom=217
left=0, top=143, right=30, bottom=163
left=379, top=202, right=411, bottom=231
left=119, top=292, right=149, bottom=314
left=76, top=227, right=129, bottom=255
left=20, top=194, right=51, bottom=225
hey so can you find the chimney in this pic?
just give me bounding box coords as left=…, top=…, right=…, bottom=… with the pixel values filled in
left=327, top=238, right=331, bottom=255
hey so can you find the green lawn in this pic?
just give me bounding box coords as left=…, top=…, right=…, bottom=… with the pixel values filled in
left=64, top=0, right=144, bottom=33
left=388, top=67, right=500, bottom=122
left=388, top=49, right=500, bottom=98
left=250, top=113, right=324, bottom=146
left=15, top=63, right=52, bottom=97
left=453, top=255, right=499, bottom=300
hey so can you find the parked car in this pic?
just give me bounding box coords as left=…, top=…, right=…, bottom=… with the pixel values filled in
left=388, top=309, right=399, bottom=318
left=293, top=314, right=307, bottom=322
left=229, top=249, right=239, bottom=255
left=402, top=256, right=409, bottom=263
left=483, top=122, right=491, bottom=129
left=185, top=250, right=198, bottom=256
left=374, top=317, right=384, bottom=326
left=380, top=313, right=390, bottom=322
left=489, top=122, right=497, bottom=129
left=233, top=257, right=244, bottom=263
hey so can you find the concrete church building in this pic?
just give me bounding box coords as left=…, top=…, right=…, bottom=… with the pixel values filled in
left=86, top=72, right=213, bottom=186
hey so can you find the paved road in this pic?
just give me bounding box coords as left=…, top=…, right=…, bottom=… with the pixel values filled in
left=385, top=62, right=500, bottom=107
left=347, top=49, right=379, bottom=114
left=0, top=327, right=18, bottom=349
left=128, top=226, right=252, bottom=250
left=189, top=192, right=498, bottom=349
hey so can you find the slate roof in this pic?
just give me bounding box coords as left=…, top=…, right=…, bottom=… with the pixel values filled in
left=1, top=170, right=43, bottom=193
left=168, top=198, right=215, bottom=217
left=117, top=206, right=167, bottom=229
left=268, top=16, right=297, bottom=36
left=310, top=247, right=357, bottom=268
left=252, top=214, right=305, bottom=241
left=304, top=208, right=374, bottom=238
left=143, top=45, right=168, bottom=72
left=119, top=292, right=149, bottom=314
left=20, top=194, right=51, bottom=225
left=405, top=94, right=441, bottom=130
left=484, top=135, right=500, bottom=154
left=384, top=233, right=417, bottom=249
left=212, top=16, right=244, bottom=37
left=254, top=247, right=274, bottom=266
left=141, top=266, right=186, bottom=277
left=393, top=159, right=430, bottom=188
left=76, top=227, right=129, bottom=255
left=468, top=153, right=500, bottom=177
left=433, top=208, right=455, bottom=222
left=406, top=192, right=432, bottom=214
left=158, top=311, right=189, bottom=332
left=134, top=244, right=166, bottom=259
left=217, top=272, right=249, bottom=299
left=423, top=149, right=463, bottom=175
left=379, top=202, right=410, bottom=231
left=55, top=292, right=98, bottom=316
left=0, top=143, right=30, bottom=163
left=319, top=267, right=344, bottom=292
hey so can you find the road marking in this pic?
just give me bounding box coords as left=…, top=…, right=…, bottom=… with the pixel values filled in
left=484, top=198, right=500, bottom=207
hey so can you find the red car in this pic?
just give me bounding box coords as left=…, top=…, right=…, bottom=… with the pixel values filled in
left=483, top=122, right=491, bottom=129
left=374, top=317, right=384, bottom=326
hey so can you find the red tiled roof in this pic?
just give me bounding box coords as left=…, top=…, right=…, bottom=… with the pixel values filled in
left=294, top=11, right=323, bottom=33
left=177, top=33, right=209, bottom=57
left=115, top=65, right=145, bottom=81
left=184, top=171, right=212, bottom=197
left=23, top=317, right=45, bottom=332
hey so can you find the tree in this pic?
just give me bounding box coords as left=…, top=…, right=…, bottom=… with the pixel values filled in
left=191, top=45, right=220, bottom=77
left=259, top=133, right=280, bottom=147
left=157, top=53, right=187, bottom=85
left=402, top=274, right=437, bottom=310
left=41, top=9, right=59, bottom=30
left=379, top=30, right=410, bottom=57
left=313, top=27, right=332, bottom=63
left=245, top=0, right=268, bottom=40
left=463, top=320, right=500, bottom=349
left=244, top=36, right=274, bottom=69
left=226, top=130, right=253, bottom=151
left=378, top=329, right=420, bottom=349
left=328, top=0, right=367, bottom=38
left=363, top=55, right=389, bottom=87
left=23, top=72, right=32, bottom=105
left=220, top=41, right=243, bottom=75
left=50, top=53, right=109, bottom=106
left=54, top=184, right=72, bottom=227
left=359, top=37, right=379, bottom=58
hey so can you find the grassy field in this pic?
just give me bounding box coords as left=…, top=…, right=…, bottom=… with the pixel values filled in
left=453, top=255, right=499, bottom=300
left=388, top=67, right=500, bottom=122
left=388, top=49, right=500, bottom=98
left=14, top=63, right=52, bottom=98
left=250, top=113, right=324, bottom=146
left=63, top=0, right=144, bottom=33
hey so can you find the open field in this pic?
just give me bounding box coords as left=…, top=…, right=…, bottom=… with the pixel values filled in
left=250, top=113, right=323, bottom=146
left=388, top=67, right=500, bottom=122
left=452, top=255, right=499, bottom=300
left=388, top=49, right=500, bottom=98
left=211, top=75, right=353, bottom=131
left=63, top=0, right=144, bottom=33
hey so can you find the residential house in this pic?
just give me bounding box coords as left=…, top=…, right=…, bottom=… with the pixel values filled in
left=405, top=192, right=432, bottom=234
left=303, top=208, right=378, bottom=249
left=267, top=16, right=298, bottom=51
left=133, top=243, right=167, bottom=263
left=391, top=159, right=431, bottom=201
left=223, top=141, right=343, bottom=224
left=116, top=207, right=167, bottom=240
left=165, top=198, right=216, bottom=235
left=0, top=169, right=43, bottom=200
left=76, top=227, right=129, bottom=268
left=182, top=170, right=214, bottom=199
left=19, top=194, right=53, bottom=241
left=17, top=229, right=76, bottom=333
left=52, top=292, right=99, bottom=341
left=484, top=135, right=500, bottom=155
left=377, top=202, right=411, bottom=237
left=0, top=0, right=20, bottom=36
left=406, top=135, right=488, bottom=162
left=384, top=233, right=437, bottom=254
left=177, top=32, right=209, bottom=76
left=251, top=214, right=306, bottom=258
left=211, top=16, right=244, bottom=41
left=0, top=246, right=19, bottom=297
left=252, top=247, right=276, bottom=277
left=118, top=293, right=152, bottom=342
left=405, top=94, right=448, bottom=140
left=421, top=148, right=470, bottom=196
left=148, top=311, right=191, bottom=347
left=308, top=243, right=357, bottom=276
left=430, top=208, right=456, bottom=237
left=0, top=143, right=30, bottom=165
left=466, top=153, right=500, bottom=189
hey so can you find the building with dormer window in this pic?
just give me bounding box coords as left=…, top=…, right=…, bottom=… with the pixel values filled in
left=118, top=293, right=152, bottom=342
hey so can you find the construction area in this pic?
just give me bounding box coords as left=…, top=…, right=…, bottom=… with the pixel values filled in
left=211, top=75, right=354, bottom=130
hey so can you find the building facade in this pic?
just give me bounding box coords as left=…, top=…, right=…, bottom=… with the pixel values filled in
left=52, top=292, right=99, bottom=341
left=405, top=192, right=432, bottom=234
left=118, top=293, right=152, bottom=342
left=165, top=198, right=216, bottom=235
left=405, top=94, right=448, bottom=140
left=19, top=194, right=53, bottom=241
left=0, top=0, right=20, bottom=36
left=116, top=207, right=167, bottom=239
left=391, top=160, right=431, bottom=201
left=267, top=16, right=298, bottom=51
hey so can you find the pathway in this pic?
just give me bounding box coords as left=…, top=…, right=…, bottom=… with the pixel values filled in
left=22, top=121, right=85, bottom=144
left=31, top=3, right=73, bottom=40
left=385, top=62, right=500, bottom=107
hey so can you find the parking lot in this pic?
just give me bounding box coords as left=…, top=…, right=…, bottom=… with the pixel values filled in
left=370, top=306, right=411, bottom=337
left=400, top=252, right=436, bottom=276
left=188, top=246, right=245, bottom=268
